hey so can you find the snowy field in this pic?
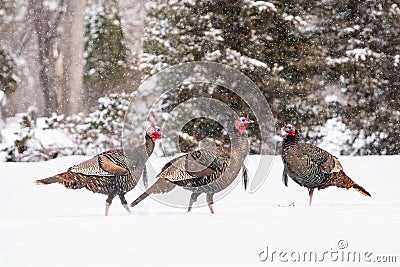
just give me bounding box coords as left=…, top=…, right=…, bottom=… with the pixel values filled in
left=0, top=155, right=399, bottom=266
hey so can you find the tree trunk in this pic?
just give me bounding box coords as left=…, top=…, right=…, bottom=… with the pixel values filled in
left=30, top=0, right=64, bottom=116
left=37, top=40, right=58, bottom=116
left=61, top=0, right=85, bottom=115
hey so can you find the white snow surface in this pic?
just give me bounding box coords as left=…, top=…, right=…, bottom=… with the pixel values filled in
left=0, top=155, right=399, bottom=266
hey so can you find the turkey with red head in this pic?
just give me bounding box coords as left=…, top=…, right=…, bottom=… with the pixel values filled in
left=130, top=116, right=252, bottom=214
left=281, top=124, right=371, bottom=205
left=36, top=126, right=162, bottom=215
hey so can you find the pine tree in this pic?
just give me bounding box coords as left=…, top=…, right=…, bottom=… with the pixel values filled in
left=84, top=0, right=130, bottom=106
left=140, top=0, right=327, bottom=153
left=0, top=49, right=17, bottom=95
left=1, top=0, right=18, bottom=95
left=318, top=0, right=400, bottom=154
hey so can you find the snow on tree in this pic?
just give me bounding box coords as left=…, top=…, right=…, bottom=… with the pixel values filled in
left=315, top=0, right=400, bottom=155
left=2, top=0, right=399, bottom=159
left=2, top=93, right=130, bottom=162
left=0, top=49, right=17, bottom=95
left=0, top=0, right=18, bottom=96
left=139, top=0, right=328, bottom=153
left=84, top=0, right=131, bottom=108
left=46, top=92, right=130, bottom=154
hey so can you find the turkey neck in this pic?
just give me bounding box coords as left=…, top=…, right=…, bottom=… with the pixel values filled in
left=227, top=128, right=250, bottom=174
left=282, top=130, right=300, bottom=150
left=144, top=134, right=155, bottom=157
left=201, top=128, right=249, bottom=192
left=233, top=130, right=249, bottom=157
left=123, top=134, right=155, bottom=166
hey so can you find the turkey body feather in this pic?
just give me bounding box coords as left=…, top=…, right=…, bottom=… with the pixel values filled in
left=281, top=125, right=371, bottom=205
left=165, top=147, right=232, bottom=192
left=36, top=127, right=161, bottom=215
left=130, top=117, right=251, bottom=213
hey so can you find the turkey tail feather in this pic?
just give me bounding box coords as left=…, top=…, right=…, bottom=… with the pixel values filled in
left=353, top=183, right=371, bottom=197
left=36, top=175, right=62, bottom=185
left=130, top=191, right=150, bottom=208
left=130, top=178, right=175, bottom=207
left=36, top=171, right=86, bottom=190
left=320, top=171, right=371, bottom=197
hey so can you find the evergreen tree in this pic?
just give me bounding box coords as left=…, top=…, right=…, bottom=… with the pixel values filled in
left=0, top=49, right=17, bottom=95
left=140, top=0, right=327, bottom=153
left=316, top=0, right=400, bottom=154
left=0, top=1, right=18, bottom=95
left=84, top=0, right=130, bottom=105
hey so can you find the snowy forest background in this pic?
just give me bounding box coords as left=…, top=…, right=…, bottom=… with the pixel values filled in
left=0, top=0, right=399, bottom=162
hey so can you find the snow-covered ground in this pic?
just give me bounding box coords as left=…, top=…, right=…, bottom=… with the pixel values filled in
left=0, top=155, right=399, bottom=266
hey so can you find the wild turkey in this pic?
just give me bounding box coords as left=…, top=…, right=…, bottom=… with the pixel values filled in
left=130, top=116, right=252, bottom=214
left=35, top=126, right=162, bottom=215
left=281, top=124, right=371, bottom=205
